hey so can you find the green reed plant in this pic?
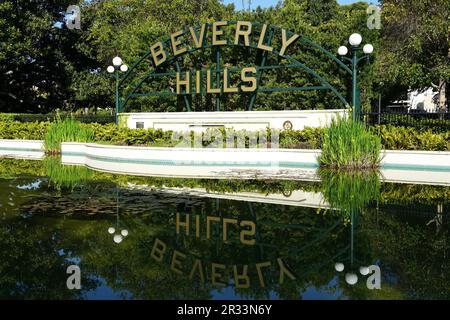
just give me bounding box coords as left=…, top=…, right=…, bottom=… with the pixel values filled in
left=318, top=115, right=381, bottom=169
left=43, top=156, right=93, bottom=190
left=44, top=118, right=94, bottom=154
left=319, top=169, right=381, bottom=220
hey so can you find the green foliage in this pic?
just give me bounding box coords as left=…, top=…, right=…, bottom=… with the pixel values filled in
left=2, top=120, right=449, bottom=151
left=44, top=118, right=94, bottom=153
left=372, top=125, right=450, bottom=151
left=319, top=169, right=381, bottom=218
left=318, top=116, right=382, bottom=168
left=43, top=156, right=93, bottom=190
left=377, top=0, right=449, bottom=108
left=0, top=121, right=49, bottom=140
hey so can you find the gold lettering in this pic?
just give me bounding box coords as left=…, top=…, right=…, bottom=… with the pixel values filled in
left=212, top=263, right=227, bottom=287
left=257, top=24, right=273, bottom=52
left=176, top=72, right=190, bottom=94
left=189, top=259, right=205, bottom=284
left=277, top=258, right=296, bottom=284
left=170, top=250, right=186, bottom=275
left=206, top=70, right=220, bottom=94
left=223, top=217, right=238, bottom=241
left=176, top=212, right=189, bottom=235
left=255, top=261, right=271, bottom=288
left=190, top=24, right=206, bottom=48
left=212, top=21, right=228, bottom=46
left=240, top=67, right=257, bottom=93
left=223, top=69, right=239, bottom=93
left=233, top=265, right=250, bottom=289
left=150, top=238, right=166, bottom=262
left=195, top=214, right=200, bottom=238
left=196, top=70, right=201, bottom=95
left=240, top=220, right=256, bottom=245
left=279, top=29, right=299, bottom=56
left=206, top=215, right=221, bottom=238
left=171, top=30, right=187, bottom=56
left=150, top=41, right=167, bottom=67
left=234, top=21, right=252, bottom=46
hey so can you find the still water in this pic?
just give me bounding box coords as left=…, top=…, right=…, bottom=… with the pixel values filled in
left=0, top=158, right=449, bottom=299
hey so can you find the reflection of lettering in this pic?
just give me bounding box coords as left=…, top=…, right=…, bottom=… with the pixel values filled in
left=176, top=213, right=256, bottom=245
left=150, top=238, right=295, bottom=288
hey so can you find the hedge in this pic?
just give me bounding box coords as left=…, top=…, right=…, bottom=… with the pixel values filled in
left=0, top=121, right=449, bottom=151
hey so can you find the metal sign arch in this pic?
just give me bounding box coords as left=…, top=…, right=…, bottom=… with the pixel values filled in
left=117, top=21, right=352, bottom=113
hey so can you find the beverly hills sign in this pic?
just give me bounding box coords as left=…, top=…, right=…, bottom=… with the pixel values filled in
left=149, top=21, right=300, bottom=95
left=115, top=20, right=358, bottom=129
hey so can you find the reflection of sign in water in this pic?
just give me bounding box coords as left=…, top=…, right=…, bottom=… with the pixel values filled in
left=176, top=213, right=256, bottom=246
left=150, top=238, right=295, bottom=288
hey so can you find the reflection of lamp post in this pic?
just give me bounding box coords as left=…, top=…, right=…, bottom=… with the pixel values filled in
left=334, top=210, right=370, bottom=286
left=107, top=185, right=129, bottom=244
left=107, top=56, right=128, bottom=125
left=108, top=226, right=129, bottom=244
left=338, top=33, right=374, bottom=121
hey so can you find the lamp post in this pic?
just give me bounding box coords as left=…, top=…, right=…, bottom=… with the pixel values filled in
left=107, top=56, right=128, bottom=125
left=338, top=34, right=374, bottom=121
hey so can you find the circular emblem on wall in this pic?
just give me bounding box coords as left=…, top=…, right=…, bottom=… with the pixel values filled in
left=283, top=120, right=293, bottom=130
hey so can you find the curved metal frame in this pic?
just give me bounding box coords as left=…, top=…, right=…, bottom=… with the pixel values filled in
left=117, top=21, right=352, bottom=112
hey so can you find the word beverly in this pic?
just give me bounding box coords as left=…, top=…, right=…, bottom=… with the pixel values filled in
left=149, top=21, right=300, bottom=95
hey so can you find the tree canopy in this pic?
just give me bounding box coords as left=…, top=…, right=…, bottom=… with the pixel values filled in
left=0, top=0, right=446, bottom=113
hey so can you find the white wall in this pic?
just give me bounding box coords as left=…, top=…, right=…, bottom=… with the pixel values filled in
left=61, top=142, right=450, bottom=185
left=121, top=110, right=347, bottom=131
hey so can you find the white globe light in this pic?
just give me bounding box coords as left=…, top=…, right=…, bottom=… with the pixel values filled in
left=334, top=262, right=345, bottom=272
left=107, top=66, right=115, bottom=73
left=113, top=234, right=123, bottom=243
left=345, top=273, right=358, bottom=285
left=112, top=56, right=123, bottom=66
left=338, top=46, right=348, bottom=56
left=120, top=64, right=128, bottom=72
left=359, top=266, right=370, bottom=275
left=121, top=229, right=129, bottom=237
left=108, top=227, right=115, bottom=234
left=349, top=33, right=362, bottom=46
left=363, top=44, right=374, bottom=54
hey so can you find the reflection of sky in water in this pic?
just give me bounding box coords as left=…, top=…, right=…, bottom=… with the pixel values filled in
left=210, top=277, right=347, bottom=300
left=16, top=179, right=42, bottom=190
left=83, top=277, right=134, bottom=300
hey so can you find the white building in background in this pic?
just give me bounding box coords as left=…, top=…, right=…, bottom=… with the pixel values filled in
left=387, top=87, right=439, bottom=113
left=408, top=88, right=439, bottom=112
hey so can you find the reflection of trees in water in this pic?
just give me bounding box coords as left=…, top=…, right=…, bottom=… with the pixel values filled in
left=0, top=165, right=449, bottom=299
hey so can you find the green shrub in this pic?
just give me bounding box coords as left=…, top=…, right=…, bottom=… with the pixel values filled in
left=318, top=116, right=382, bottom=169
left=0, top=121, right=49, bottom=139
left=373, top=125, right=450, bottom=151
left=44, top=118, right=94, bottom=154
left=1, top=120, right=449, bottom=151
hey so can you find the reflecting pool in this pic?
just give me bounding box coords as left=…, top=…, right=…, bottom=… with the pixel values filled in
left=0, top=158, right=449, bottom=299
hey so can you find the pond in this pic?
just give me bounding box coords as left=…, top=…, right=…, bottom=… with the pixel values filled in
left=0, top=158, right=449, bottom=299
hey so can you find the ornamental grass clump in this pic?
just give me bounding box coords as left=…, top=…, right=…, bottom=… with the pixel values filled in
left=44, top=118, right=94, bottom=154
left=318, top=115, right=381, bottom=169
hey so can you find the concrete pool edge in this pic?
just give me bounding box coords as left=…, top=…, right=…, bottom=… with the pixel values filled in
left=1, top=140, right=449, bottom=185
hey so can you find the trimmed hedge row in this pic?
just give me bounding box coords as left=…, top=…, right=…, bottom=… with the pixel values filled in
left=0, top=121, right=449, bottom=151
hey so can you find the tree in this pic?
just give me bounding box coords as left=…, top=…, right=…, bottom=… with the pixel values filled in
left=0, top=1, right=79, bottom=113
left=377, top=0, right=449, bottom=112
